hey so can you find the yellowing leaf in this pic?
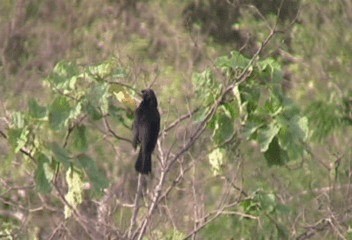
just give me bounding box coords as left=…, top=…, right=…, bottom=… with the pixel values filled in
left=208, top=148, right=226, bottom=176
left=113, top=90, right=137, bottom=109
left=64, top=168, right=84, bottom=219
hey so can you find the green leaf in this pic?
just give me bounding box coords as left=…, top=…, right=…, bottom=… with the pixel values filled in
left=216, top=51, right=250, bottom=70
left=211, top=104, right=237, bottom=144
left=86, top=83, right=110, bottom=115
left=29, top=99, right=47, bottom=119
left=86, top=58, right=121, bottom=80
left=257, top=58, right=283, bottom=83
left=47, top=61, right=79, bottom=92
left=50, top=142, right=71, bottom=167
left=293, top=116, right=309, bottom=141
left=85, top=101, right=103, bottom=120
left=264, top=137, right=289, bottom=166
left=77, top=154, right=108, bottom=191
left=263, top=94, right=283, bottom=117
left=257, top=192, right=276, bottom=213
left=48, top=96, right=71, bottom=130
left=11, top=112, right=26, bottom=128
left=238, top=80, right=261, bottom=115
left=243, top=120, right=264, bottom=140
left=8, top=127, right=29, bottom=153
left=69, top=101, right=82, bottom=120
left=242, top=190, right=278, bottom=216
left=72, top=125, right=88, bottom=151
left=194, top=106, right=210, bottom=123
left=257, top=122, right=280, bottom=152
left=241, top=198, right=260, bottom=215
left=35, top=153, right=53, bottom=193
left=192, top=69, right=222, bottom=105
left=277, top=115, right=308, bottom=159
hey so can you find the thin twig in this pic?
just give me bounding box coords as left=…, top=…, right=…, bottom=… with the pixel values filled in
left=103, top=115, right=133, bottom=144
left=128, top=174, right=143, bottom=239
left=163, top=107, right=200, bottom=133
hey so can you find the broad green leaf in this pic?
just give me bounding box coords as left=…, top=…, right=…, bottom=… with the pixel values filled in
left=48, top=96, right=71, bottom=130
left=208, top=148, right=226, bottom=176
left=77, top=154, right=108, bottom=191
left=87, top=83, right=110, bottom=115
left=263, top=94, right=283, bottom=117
left=64, top=167, right=84, bottom=219
left=257, top=192, right=276, bottom=213
left=293, top=116, right=309, bottom=141
left=238, top=80, right=261, bottom=115
left=53, top=61, right=79, bottom=78
left=8, top=127, right=29, bottom=153
left=241, top=198, right=260, bottom=215
left=257, top=122, right=280, bottom=152
left=69, top=101, right=82, bottom=120
left=257, top=58, right=283, bottom=83
left=216, top=51, right=250, bottom=70
left=264, top=137, right=289, bottom=166
left=11, top=112, right=25, bottom=128
left=194, top=106, right=210, bottom=123
left=242, top=190, right=278, bottom=215
left=50, top=142, right=71, bottom=166
left=277, top=115, right=308, bottom=159
left=28, top=99, right=47, bottom=119
left=72, top=125, right=88, bottom=151
left=243, top=120, right=264, bottom=140
left=211, top=104, right=237, bottom=144
left=48, top=61, right=79, bottom=92
left=85, top=101, right=103, bottom=120
left=86, top=58, right=120, bottom=80
left=192, top=69, right=222, bottom=105
left=35, top=153, right=53, bottom=193
left=112, top=68, right=128, bottom=79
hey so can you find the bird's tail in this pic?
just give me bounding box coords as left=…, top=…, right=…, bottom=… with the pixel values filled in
left=135, top=149, right=152, bottom=174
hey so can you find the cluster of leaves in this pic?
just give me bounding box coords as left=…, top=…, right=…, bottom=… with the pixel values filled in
left=193, top=51, right=309, bottom=170
left=202, top=190, right=289, bottom=239
left=240, top=190, right=289, bottom=239
left=6, top=59, right=134, bottom=217
left=194, top=51, right=309, bottom=238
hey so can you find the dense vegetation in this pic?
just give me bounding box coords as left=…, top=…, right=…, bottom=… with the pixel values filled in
left=0, top=0, right=351, bottom=239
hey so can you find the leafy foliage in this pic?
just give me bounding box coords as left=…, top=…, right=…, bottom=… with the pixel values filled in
left=1, top=1, right=352, bottom=239
left=5, top=59, right=132, bottom=197
left=194, top=51, right=309, bottom=169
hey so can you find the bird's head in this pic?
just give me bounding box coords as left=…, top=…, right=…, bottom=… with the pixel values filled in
left=141, top=89, right=158, bottom=108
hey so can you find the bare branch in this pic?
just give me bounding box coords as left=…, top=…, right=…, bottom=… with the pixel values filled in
left=128, top=174, right=143, bottom=239
left=103, top=115, right=133, bottom=144
left=163, top=107, right=200, bottom=133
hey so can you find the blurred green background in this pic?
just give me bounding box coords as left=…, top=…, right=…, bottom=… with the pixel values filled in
left=0, top=0, right=351, bottom=239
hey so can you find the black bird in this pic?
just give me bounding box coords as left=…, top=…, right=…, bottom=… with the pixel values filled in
left=132, top=89, right=160, bottom=174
